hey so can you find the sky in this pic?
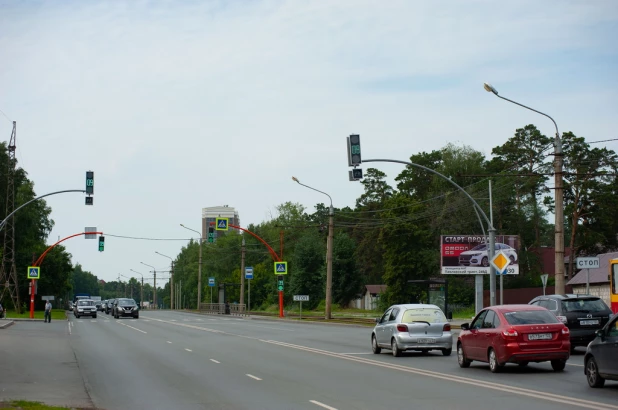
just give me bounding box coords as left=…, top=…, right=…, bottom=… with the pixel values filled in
left=1, top=0, right=617, bottom=286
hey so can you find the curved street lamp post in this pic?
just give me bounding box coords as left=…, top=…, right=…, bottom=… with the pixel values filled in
left=130, top=269, right=145, bottom=309
left=292, top=176, right=334, bottom=320
left=156, top=251, right=174, bottom=309
left=181, top=224, right=203, bottom=310
left=483, top=83, right=565, bottom=294
left=140, top=262, right=157, bottom=308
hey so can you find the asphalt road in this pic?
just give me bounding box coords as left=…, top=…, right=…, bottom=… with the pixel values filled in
left=3, top=311, right=618, bottom=410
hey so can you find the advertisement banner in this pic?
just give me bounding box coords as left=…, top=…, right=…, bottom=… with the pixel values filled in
left=440, top=235, right=520, bottom=275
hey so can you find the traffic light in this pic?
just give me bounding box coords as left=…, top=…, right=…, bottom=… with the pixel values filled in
left=98, top=236, right=105, bottom=252
left=277, top=276, right=284, bottom=291
left=86, top=171, right=94, bottom=194
left=347, top=134, right=361, bottom=166
left=348, top=168, right=363, bottom=181
left=207, top=227, right=215, bottom=243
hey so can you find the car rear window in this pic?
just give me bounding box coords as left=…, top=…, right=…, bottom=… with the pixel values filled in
left=78, top=300, right=94, bottom=306
left=503, top=310, right=560, bottom=325
left=562, top=298, right=609, bottom=313
left=401, top=308, right=447, bottom=323
left=119, top=299, right=136, bottom=306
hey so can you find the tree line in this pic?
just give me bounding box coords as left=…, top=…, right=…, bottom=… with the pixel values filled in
left=1, top=125, right=617, bottom=313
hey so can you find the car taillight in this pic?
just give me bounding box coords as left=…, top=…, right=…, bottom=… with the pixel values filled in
left=396, top=324, right=408, bottom=332
left=502, top=328, right=519, bottom=339
left=556, top=315, right=568, bottom=324
left=443, top=323, right=451, bottom=332
left=561, top=327, right=570, bottom=339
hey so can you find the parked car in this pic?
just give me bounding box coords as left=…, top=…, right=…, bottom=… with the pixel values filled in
left=371, top=304, right=452, bottom=357
left=458, top=243, right=518, bottom=267
left=584, top=313, right=618, bottom=388
left=112, top=298, right=139, bottom=319
left=67, top=301, right=74, bottom=311
left=457, top=304, right=570, bottom=373
left=529, top=294, right=613, bottom=350
left=73, top=299, right=97, bottom=319
left=106, top=299, right=116, bottom=315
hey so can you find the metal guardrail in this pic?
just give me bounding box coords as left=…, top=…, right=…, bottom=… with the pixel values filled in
left=199, top=303, right=248, bottom=316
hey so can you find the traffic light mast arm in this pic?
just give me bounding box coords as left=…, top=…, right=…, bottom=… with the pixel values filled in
left=34, top=231, right=103, bottom=267
left=228, top=224, right=281, bottom=261
left=0, top=189, right=87, bottom=233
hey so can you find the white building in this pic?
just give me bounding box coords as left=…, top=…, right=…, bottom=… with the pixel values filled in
left=202, top=206, right=240, bottom=242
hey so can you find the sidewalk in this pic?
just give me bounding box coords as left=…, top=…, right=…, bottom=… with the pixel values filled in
left=0, top=320, right=93, bottom=408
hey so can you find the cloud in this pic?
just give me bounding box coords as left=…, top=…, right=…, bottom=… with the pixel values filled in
left=0, top=0, right=617, bottom=281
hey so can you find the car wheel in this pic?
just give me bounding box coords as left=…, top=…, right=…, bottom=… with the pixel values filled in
left=488, top=348, right=502, bottom=373
left=371, top=335, right=381, bottom=354
left=76, top=314, right=80, bottom=318
left=391, top=338, right=402, bottom=357
left=457, top=344, right=471, bottom=368
left=93, top=314, right=97, bottom=319
left=518, top=362, right=529, bottom=367
left=134, top=314, right=139, bottom=319
left=551, top=359, right=566, bottom=372
left=586, top=357, right=605, bottom=388
left=481, top=257, right=489, bottom=267
left=442, top=348, right=452, bottom=356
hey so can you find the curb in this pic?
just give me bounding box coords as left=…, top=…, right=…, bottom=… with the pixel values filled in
left=0, top=319, right=15, bottom=329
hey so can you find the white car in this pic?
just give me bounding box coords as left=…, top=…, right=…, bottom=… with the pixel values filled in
left=458, top=243, right=518, bottom=267
left=73, top=299, right=97, bottom=318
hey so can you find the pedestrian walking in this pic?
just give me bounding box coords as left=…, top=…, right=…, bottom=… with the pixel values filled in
left=44, top=300, right=52, bottom=323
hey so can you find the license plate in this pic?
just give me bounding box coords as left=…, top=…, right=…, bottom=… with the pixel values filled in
left=580, top=320, right=599, bottom=326
left=528, top=333, right=552, bottom=340
left=417, top=338, right=436, bottom=343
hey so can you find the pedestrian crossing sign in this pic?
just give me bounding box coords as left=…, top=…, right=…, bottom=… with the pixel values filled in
left=27, top=266, right=40, bottom=280
left=216, top=218, right=229, bottom=231
left=274, top=262, right=288, bottom=275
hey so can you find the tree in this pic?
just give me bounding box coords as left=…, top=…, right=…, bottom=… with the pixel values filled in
left=289, top=231, right=325, bottom=309
left=558, top=132, right=618, bottom=278
left=331, top=232, right=362, bottom=307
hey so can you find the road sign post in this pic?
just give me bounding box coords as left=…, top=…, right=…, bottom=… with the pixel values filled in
left=293, top=295, right=309, bottom=320
left=540, top=274, right=549, bottom=295
left=576, top=257, right=600, bottom=295
left=27, top=266, right=40, bottom=319
left=208, top=277, right=215, bottom=304
left=245, top=267, right=253, bottom=312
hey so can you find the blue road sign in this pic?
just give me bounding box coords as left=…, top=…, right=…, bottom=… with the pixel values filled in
left=216, top=218, right=228, bottom=231
left=274, top=262, right=288, bottom=275
left=208, top=277, right=215, bottom=287
left=245, top=267, right=254, bottom=280
left=27, top=266, right=40, bottom=280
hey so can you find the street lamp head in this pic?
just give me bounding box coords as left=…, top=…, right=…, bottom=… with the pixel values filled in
left=292, top=176, right=299, bottom=183
left=483, top=82, right=498, bottom=95
left=180, top=223, right=185, bottom=227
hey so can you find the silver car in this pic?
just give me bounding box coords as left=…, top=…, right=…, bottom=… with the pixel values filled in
left=371, top=304, right=453, bottom=357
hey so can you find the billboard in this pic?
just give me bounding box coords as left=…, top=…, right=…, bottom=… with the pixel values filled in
left=441, top=235, right=520, bottom=275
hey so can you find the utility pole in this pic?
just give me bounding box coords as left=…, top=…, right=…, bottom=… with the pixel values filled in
left=0, top=121, right=20, bottom=312
left=153, top=272, right=157, bottom=308
left=141, top=277, right=144, bottom=309
left=326, top=203, right=334, bottom=319
left=240, top=238, right=245, bottom=310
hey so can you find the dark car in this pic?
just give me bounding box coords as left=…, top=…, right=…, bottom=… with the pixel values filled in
left=584, top=313, right=618, bottom=388
left=106, top=298, right=116, bottom=315
left=113, top=298, right=139, bottom=319
left=457, top=305, right=570, bottom=373
left=529, top=294, right=613, bottom=350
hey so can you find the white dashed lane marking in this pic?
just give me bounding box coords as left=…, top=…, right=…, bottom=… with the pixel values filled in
left=210, top=359, right=220, bottom=363
left=246, top=374, right=262, bottom=381
left=310, top=400, right=338, bottom=410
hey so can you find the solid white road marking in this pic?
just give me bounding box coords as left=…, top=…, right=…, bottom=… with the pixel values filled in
left=339, top=352, right=374, bottom=355
left=185, top=348, right=192, bottom=352
left=92, top=320, right=97, bottom=323
left=246, top=374, right=261, bottom=381
left=119, top=322, right=147, bottom=334
left=210, top=359, right=220, bottom=363
left=310, top=400, right=338, bottom=410
left=568, top=363, right=584, bottom=367
left=67, top=323, right=71, bottom=335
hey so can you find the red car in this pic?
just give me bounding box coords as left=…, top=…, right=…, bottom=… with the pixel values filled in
left=457, top=304, right=570, bottom=373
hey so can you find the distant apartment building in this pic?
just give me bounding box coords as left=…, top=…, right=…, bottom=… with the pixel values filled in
left=202, top=205, right=240, bottom=243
